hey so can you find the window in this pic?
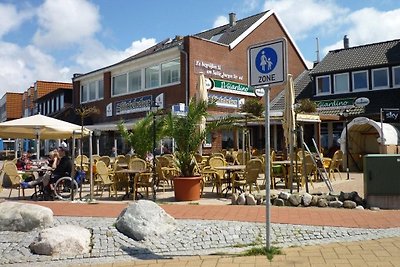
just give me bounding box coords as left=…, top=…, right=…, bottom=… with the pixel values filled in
left=112, top=74, right=127, bottom=96
left=352, top=70, right=368, bottom=91
left=316, top=75, right=331, bottom=95
left=145, top=65, right=160, bottom=88
left=333, top=73, right=349, bottom=93
left=81, top=80, right=104, bottom=103
left=55, top=96, right=59, bottom=111
left=372, top=68, right=389, bottom=89
left=60, top=93, right=64, bottom=109
left=393, top=66, right=400, bottom=87
left=161, top=59, right=180, bottom=85
left=128, top=70, right=141, bottom=92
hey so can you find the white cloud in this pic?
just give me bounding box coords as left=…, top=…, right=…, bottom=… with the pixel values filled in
left=33, top=0, right=100, bottom=48
left=74, top=38, right=157, bottom=71
left=323, top=7, right=400, bottom=55
left=213, top=16, right=229, bottom=28
left=0, top=3, right=33, bottom=38
left=263, top=0, right=349, bottom=40
left=0, top=42, right=70, bottom=94
left=240, top=0, right=259, bottom=13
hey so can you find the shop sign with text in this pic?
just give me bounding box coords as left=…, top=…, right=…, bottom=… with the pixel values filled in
left=115, top=95, right=151, bottom=115
left=209, top=94, right=244, bottom=108
left=211, top=79, right=254, bottom=96
left=316, top=98, right=355, bottom=110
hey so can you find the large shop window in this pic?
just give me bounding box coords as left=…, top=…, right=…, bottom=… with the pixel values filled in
left=393, top=66, right=400, bottom=87
left=316, top=75, right=331, bottom=95
left=333, top=73, right=349, bottom=94
left=145, top=65, right=160, bottom=89
left=161, top=59, right=180, bottom=85
left=112, top=74, right=128, bottom=96
left=372, top=68, right=389, bottom=89
left=352, top=70, right=368, bottom=91
left=81, top=80, right=104, bottom=103
left=128, top=70, right=141, bottom=92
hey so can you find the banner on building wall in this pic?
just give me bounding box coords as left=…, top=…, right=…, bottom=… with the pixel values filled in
left=209, top=94, right=244, bottom=108
left=115, top=95, right=152, bottom=115
left=106, top=103, right=113, bottom=117
left=315, top=97, right=356, bottom=110
left=210, top=79, right=255, bottom=96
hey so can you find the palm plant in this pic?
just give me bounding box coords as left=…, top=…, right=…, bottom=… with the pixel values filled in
left=163, top=98, right=232, bottom=177
left=118, top=112, right=164, bottom=159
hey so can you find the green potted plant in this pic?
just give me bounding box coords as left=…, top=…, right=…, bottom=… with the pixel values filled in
left=163, top=98, right=230, bottom=201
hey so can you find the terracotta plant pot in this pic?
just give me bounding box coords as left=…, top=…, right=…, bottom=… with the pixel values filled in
left=173, top=176, right=202, bottom=201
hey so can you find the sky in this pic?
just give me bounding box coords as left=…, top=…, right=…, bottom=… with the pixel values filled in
left=1, top=0, right=400, bottom=95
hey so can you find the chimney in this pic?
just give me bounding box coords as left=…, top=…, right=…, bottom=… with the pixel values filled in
left=343, top=35, right=349, bottom=49
left=229, top=12, right=236, bottom=26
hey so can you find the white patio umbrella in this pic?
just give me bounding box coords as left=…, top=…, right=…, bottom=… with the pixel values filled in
left=196, top=73, right=208, bottom=154
left=282, top=74, right=296, bottom=191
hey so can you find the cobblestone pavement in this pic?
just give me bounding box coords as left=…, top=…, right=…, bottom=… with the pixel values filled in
left=1, top=216, right=399, bottom=267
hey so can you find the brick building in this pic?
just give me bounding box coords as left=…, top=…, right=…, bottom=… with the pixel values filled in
left=73, top=11, right=308, bottom=155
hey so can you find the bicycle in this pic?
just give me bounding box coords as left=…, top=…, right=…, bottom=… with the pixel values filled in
left=53, top=170, right=85, bottom=201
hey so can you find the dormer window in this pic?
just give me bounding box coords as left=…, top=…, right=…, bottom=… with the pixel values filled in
left=393, top=66, right=400, bottom=87
left=316, top=75, right=331, bottom=95
left=333, top=73, right=349, bottom=93
left=372, top=67, right=389, bottom=89
left=352, top=70, right=368, bottom=91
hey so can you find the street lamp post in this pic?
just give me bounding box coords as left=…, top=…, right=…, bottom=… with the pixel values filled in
left=151, top=101, right=160, bottom=201
left=343, top=109, right=350, bottom=180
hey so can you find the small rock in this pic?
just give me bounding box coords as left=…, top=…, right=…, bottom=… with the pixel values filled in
left=370, top=207, right=380, bottom=211
left=237, top=194, right=246, bottom=205
left=273, top=198, right=284, bottom=206
left=246, top=194, right=257, bottom=205
left=343, top=200, right=357, bottom=209
left=302, top=193, right=312, bottom=207
left=270, top=193, right=278, bottom=202
left=355, top=205, right=365, bottom=210
left=310, top=195, right=319, bottom=206
left=231, top=193, right=238, bottom=205
left=317, top=198, right=328, bottom=207
left=326, top=195, right=337, bottom=202
left=328, top=200, right=343, bottom=208
left=329, top=191, right=341, bottom=197
left=279, top=192, right=291, bottom=200
left=288, top=194, right=302, bottom=206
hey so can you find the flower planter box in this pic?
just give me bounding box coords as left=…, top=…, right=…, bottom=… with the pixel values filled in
left=173, top=176, right=202, bottom=201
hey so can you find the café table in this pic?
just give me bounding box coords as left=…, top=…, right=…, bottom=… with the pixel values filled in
left=214, top=165, right=246, bottom=197
left=115, top=169, right=144, bottom=200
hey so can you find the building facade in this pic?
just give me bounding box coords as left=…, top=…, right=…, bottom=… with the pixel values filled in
left=73, top=11, right=308, bottom=155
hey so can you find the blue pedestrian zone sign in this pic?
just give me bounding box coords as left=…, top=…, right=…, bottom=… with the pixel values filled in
left=248, top=38, right=287, bottom=87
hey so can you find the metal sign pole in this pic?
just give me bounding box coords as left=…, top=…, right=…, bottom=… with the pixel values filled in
left=264, top=85, right=271, bottom=250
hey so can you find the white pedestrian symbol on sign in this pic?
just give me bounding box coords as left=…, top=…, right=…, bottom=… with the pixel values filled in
left=260, top=51, right=273, bottom=72
left=256, top=48, right=277, bottom=74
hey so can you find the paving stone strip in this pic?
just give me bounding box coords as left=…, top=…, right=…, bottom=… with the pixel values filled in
left=0, top=216, right=399, bottom=267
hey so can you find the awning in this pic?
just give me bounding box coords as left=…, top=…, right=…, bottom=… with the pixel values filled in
left=85, top=119, right=139, bottom=131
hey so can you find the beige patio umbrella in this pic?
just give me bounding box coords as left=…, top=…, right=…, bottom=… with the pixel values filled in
left=282, top=74, right=296, bottom=191
left=196, top=73, right=208, bottom=154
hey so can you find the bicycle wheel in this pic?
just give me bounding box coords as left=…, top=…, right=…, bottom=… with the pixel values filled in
left=54, top=177, right=79, bottom=200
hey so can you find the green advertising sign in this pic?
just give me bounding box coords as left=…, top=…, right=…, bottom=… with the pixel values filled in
left=316, top=98, right=355, bottom=109
left=211, top=79, right=254, bottom=96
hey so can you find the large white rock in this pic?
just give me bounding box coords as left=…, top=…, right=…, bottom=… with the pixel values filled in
left=0, top=202, right=53, bottom=231
left=30, top=225, right=91, bottom=255
left=115, top=200, right=176, bottom=241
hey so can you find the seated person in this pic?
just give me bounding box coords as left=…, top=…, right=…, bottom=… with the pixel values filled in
left=16, top=152, right=31, bottom=170
left=21, top=144, right=72, bottom=192
left=47, top=149, right=60, bottom=170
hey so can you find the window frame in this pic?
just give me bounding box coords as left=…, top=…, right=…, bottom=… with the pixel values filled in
left=352, top=70, right=369, bottom=91
left=81, top=79, right=104, bottom=103
left=316, top=75, right=331, bottom=95
left=161, top=58, right=180, bottom=86
left=393, top=66, right=400, bottom=88
left=372, top=67, right=389, bottom=90
left=333, top=73, right=349, bottom=94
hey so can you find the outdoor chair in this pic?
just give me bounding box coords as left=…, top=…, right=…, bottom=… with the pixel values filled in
left=98, top=156, right=111, bottom=167
left=328, top=150, right=343, bottom=180
left=95, top=161, right=116, bottom=198
left=233, top=158, right=263, bottom=193
left=3, top=162, right=25, bottom=198
left=204, top=156, right=229, bottom=196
